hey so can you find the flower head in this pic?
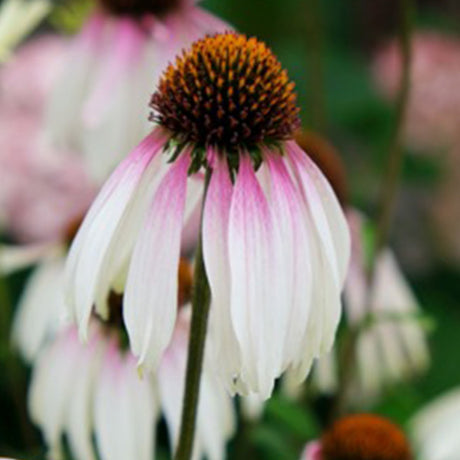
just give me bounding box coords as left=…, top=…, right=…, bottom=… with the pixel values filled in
left=67, top=32, right=350, bottom=398
left=151, top=32, right=300, bottom=156
left=319, top=414, right=412, bottom=460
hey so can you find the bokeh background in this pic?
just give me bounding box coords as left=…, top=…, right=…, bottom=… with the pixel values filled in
left=1, top=0, right=460, bottom=458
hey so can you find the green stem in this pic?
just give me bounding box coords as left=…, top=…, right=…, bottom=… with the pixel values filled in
left=174, top=170, right=212, bottom=460
left=371, top=0, right=415, bottom=270
left=333, top=0, right=415, bottom=417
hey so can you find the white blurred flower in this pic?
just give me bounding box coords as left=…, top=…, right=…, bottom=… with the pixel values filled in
left=411, top=388, right=460, bottom=460
left=29, top=307, right=235, bottom=460
left=311, top=210, right=430, bottom=405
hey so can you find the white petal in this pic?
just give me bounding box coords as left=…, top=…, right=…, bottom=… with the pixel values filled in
left=228, top=154, right=279, bottom=398
left=28, top=327, right=81, bottom=459
left=94, top=344, right=157, bottom=460
left=203, top=154, right=240, bottom=388
left=66, top=129, right=166, bottom=340
left=12, top=255, right=67, bottom=362
left=287, top=141, right=350, bottom=287
left=265, top=153, right=313, bottom=369
left=124, top=151, right=190, bottom=371
left=0, top=242, right=61, bottom=275
left=65, top=328, right=105, bottom=460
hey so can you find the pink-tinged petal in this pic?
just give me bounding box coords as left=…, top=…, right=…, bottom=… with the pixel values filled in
left=301, top=441, right=323, bottom=460
left=94, top=343, right=157, bottom=460
left=288, top=212, right=342, bottom=384
left=287, top=141, right=350, bottom=288
left=264, top=152, right=313, bottom=369
left=203, top=153, right=241, bottom=387
left=228, top=154, right=279, bottom=398
left=124, top=151, right=191, bottom=372
left=65, top=129, right=167, bottom=341
left=83, top=18, right=146, bottom=128
left=45, top=13, right=106, bottom=150
left=28, top=327, right=81, bottom=459
left=12, top=255, right=67, bottom=362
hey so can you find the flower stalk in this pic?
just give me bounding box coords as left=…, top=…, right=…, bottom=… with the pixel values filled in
left=371, top=0, right=415, bottom=269
left=174, top=169, right=212, bottom=460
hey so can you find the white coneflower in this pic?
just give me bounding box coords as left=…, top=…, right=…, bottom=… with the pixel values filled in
left=45, top=0, right=228, bottom=181
left=29, top=258, right=234, bottom=460
left=66, top=32, right=350, bottom=399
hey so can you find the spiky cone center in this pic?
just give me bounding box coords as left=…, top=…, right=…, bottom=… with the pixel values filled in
left=99, top=0, right=183, bottom=17
left=321, top=414, right=412, bottom=460
left=151, top=32, right=300, bottom=172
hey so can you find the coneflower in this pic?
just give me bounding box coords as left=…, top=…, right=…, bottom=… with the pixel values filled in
left=66, top=32, right=350, bottom=398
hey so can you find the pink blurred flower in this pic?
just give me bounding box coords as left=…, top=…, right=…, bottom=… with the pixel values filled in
left=0, top=35, right=96, bottom=244
left=373, top=31, right=460, bottom=151
left=301, top=441, right=322, bottom=460
left=0, top=34, right=67, bottom=117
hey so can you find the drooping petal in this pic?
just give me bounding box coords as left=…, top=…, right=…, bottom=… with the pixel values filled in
left=65, top=129, right=167, bottom=340
left=28, top=327, right=81, bottom=460
left=12, top=255, right=67, bottom=362
left=65, top=327, right=105, bottom=460
left=264, top=152, right=313, bottom=369
left=124, top=151, right=190, bottom=372
left=0, top=242, right=61, bottom=275
left=81, top=18, right=150, bottom=181
left=202, top=153, right=241, bottom=388
left=228, top=154, right=279, bottom=398
left=94, top=343, right=157, bottom=460
left=287, top=141, right=350, bottom=287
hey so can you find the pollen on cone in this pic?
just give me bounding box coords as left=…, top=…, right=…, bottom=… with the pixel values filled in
left=150, top=32, right=300, bottom=149
left=321, top=414, right=413, bottom=460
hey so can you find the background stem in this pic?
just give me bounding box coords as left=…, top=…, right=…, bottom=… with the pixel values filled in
left=174, top=170, right=212, bottom=460
left=333, top=0, right=415, bottom=416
